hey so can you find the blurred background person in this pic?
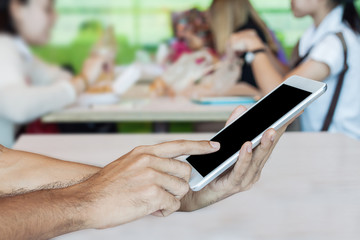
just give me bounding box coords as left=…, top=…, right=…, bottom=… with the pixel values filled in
left=156, top=0, right=287, bottom=97
left=208, top=0, right=288, bottom=89
left=169, top=8, right=215, bottom=62
left=231, top=0, right=360, bottom=139
left=0, top=0, right=110, bottom=147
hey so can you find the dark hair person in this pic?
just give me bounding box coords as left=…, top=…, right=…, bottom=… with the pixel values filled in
left=0, top=0, right=107, bottom=147
left=0, top=0, right=24, bottom=34
left=231, top=0, right=360, bottom=139
left=334, top=0, right=360, bottom=33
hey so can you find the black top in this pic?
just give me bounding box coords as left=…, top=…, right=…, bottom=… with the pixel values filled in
left=235, top=17, right=269, bottom=88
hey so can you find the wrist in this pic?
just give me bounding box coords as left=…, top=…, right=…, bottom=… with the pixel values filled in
left=244, top=48, right=266, bottom=65
left=63, top=182, right=96, bottom=229
left=247, top=39, right=266, bottom=52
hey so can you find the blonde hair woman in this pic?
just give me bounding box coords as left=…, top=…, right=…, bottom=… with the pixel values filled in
left=208, top=0, right=287, bottom=89
left=231, top=0, right=360, bottom=139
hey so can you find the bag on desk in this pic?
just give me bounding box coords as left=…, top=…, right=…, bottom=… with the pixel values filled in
left=188, top=47, right=243, bottom=98
left=150, top=48, right=242, bottom=98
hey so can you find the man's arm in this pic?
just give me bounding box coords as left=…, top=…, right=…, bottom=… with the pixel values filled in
left=0, top=140, right=218, bottom=239
left=0, top=145, right=100, bottom=196
left=0, top=184, right=90, bottom=240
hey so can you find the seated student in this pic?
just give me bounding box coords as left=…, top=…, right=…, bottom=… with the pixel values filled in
left=164, top=0, right=286, bottom=97
left=0, top=106, right=291, bottom=239
left=231, top=0, right=360, bottom=139
left=208, top=0, right=288, bottom=88
left=0, top=0, right=109, bottom=148
left=169, top=8, right=215, bottom=62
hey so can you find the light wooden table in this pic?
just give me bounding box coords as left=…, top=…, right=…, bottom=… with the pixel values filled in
left=13, top=132, right=360, bottom=240
left=42, top=84, right=256, bottom=123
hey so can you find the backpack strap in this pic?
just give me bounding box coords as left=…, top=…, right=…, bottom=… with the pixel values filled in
left=291, top=40, right=313, bottom=68
left=321, top=32, right=349, bottom=131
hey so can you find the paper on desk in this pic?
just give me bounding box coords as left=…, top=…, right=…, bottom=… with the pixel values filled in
left=113, top=64, right=141, bottom=95
left=115, top=63, right=163, bottom=82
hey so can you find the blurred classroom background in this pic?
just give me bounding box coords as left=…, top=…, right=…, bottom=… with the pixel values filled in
left=19, top=0, right=360, bottom=134
left=35, top=0, right=360, bottom=74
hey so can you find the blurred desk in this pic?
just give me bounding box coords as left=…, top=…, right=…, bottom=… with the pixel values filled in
left=14, top=133, right=360, bottom=240
left=42, top=84, right=256, bottom=123
left=42, top=97, right=241, bottom=123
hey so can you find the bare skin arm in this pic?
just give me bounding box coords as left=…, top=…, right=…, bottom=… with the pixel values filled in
left=0, top=106, right=293, bottom=238
left=0, top=140, right=218, bottom=240
left=251, top=54, right=330, bottom=95
left=264, top=46, right=290, bottom=77
left=0, top=145, right=100, bottom=196
left=231, top=30, right=330, bottom=95
left=0, top=184, right=89, bottom=240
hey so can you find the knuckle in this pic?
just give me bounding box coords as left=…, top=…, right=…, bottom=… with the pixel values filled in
left=144, top=168, right=158, bottom=180
left=147, top=184, right=161, bottom=198
left=166, top=198, right=181, bottom=215
left=161, top=205, right=179, bottom=217
left=182, top=163, right=192, bottom=180
left=174, top=199, right=181, bottom=210
left=140, top=153, right=151, bottom=161
left=132, top=145, right=149, bottom=154
left=181, top=161, right=192, bottom=171
left=180, top=182, right=190, bottom=195
left=175, top=178, right=190, bottom=196
left=201, top=140, right=211, bottom=146
left=184, top=172, right=191, bottom=182
left=137, top=154, right=152, bottom=165
left=131, top=146, right=143, bottom=154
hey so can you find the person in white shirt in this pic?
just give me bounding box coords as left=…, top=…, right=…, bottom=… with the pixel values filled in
left=0, top=0, right=109, bottom=147
left=231, top=0, right=360, bottom=139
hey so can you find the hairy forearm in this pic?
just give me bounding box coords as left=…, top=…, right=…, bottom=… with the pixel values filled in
left=0, top=146, right=101, bottom=196
left=0, top=185, right=90, bottom=240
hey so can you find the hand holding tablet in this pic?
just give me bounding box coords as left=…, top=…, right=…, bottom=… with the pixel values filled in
left=184, top=76, right=327, bottom=191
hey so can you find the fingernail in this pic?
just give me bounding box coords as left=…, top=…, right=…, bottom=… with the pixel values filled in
left=210, top=141, right=220, bottom=149
left=247, top=144, right=252, bottom=153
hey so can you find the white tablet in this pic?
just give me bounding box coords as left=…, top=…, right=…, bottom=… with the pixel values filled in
left=185, top=76, right=327, bottom=191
